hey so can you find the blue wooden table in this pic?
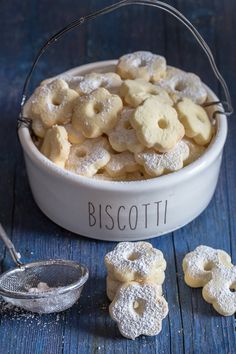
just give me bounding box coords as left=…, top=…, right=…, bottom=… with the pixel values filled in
left=0, top=0, right=235, bottom=353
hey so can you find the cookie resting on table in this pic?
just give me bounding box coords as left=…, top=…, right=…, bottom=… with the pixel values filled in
left=182, top=245, right=232, bottom=288
left=109, top=282, right=168, bottom=339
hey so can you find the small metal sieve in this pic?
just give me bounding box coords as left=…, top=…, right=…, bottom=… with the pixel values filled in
left=0, top=224, right=89, bottom=313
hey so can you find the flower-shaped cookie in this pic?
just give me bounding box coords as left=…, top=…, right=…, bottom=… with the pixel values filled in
left=176, top=98, right=213, bottom=145
left=183, top=245, right=232, bottom=288
left=65, top=137, right=111, bottom=177
left=120, top=79, right=173, bottom=108
left=130, top=96, right=185, bottom=152
left=31, top=79, right=78, bottom=127
left=116, top=51, right=166, bottom=82
left=72, top=87, right=123, bottom=138
left=157, top=67, right=207, bottom=104
left=40, top=125, right=71, bottom=168
left=109, top=282, right=168, bottom=339
left=135, top=140, right=189, bottom=177
left=202, top=265, right=236, bottom=316
left=108, top=108, right=144, bottom=153
left=105, top=241, right=166, bottom=283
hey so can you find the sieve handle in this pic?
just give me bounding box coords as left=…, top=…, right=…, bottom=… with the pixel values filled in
left=18, top=0, right=233, bottom=128
left=0, top=224, right=23, bottom=267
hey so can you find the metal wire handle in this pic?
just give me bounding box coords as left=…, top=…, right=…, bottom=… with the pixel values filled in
left=18, top=0, right=233, bottom=128
left=0, top=224, right=23, bottom=267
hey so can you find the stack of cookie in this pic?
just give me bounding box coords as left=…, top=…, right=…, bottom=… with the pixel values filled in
left=104, top=241, right=169, bottom=339
left=25, top=51, right=214, bottom=181
left=183, top=245, right=236, bottom=316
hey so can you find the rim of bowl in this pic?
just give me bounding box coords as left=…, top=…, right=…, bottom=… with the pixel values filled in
left=18, top=60, right=228, bottom=192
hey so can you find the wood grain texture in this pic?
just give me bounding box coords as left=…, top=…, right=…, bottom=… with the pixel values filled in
left=0, top=1, right=235, bottom=353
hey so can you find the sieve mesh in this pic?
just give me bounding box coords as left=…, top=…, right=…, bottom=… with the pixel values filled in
left=0, top=260, right=89, bottom=313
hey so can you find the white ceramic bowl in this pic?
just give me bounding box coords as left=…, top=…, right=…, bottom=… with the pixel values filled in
left=18, top=60, right=227, bottom=241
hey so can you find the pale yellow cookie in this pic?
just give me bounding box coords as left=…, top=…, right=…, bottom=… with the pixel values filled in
left=176, top=98, right=213, bottom=145
left=157, top=67, right=207, bottom=104
left=120, top=79, right=173, bottom=108
left=135, top=140, right=190, bottom=177
left=109, top=281, right=169, bottom=339
left=108, top=108, right=144, bottom=153
left=72, top=87, right=123, bottom=138
left=105, top=241, right=166, bottom=283
left=130, top=96, right=185, bottom=152
left=202, top=264, right=236, bottom=316
left=105, top=151, right=140, bottom=178
left=23, top=95, right=47, bottom=138
left=65, top=137, right=111, bottom=177
left=182, top=245, right=232, bottom=288
left=31, top=79, right=78, bottom=127
left=117, top=51, right=166, bottom=82
left=40, top=125, right=71, bottom=168
left=106, top=275, right=163, bottom=301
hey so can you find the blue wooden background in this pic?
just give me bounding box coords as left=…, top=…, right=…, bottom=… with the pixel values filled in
left=0, top=0, right=235, bottom=353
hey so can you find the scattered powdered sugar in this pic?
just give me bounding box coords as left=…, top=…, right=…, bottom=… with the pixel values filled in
left=136, top=140, right=189, bottom=176
left=0, top=298, right=65, bottom=327
left=105, top=241, right=165, bottom=277
left=110, top=282, right=168, bottom=339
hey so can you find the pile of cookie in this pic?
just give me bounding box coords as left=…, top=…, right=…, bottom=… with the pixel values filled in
left=25, top=51, right=214, bottom=181
left=183, top=245, right=236, bottom=316
left=104, top=243, right=235, bottom=340
left=104, top=241, right=168, bottom=339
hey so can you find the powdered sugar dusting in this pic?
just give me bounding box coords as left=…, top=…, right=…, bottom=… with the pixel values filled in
left=183, top=245, right=232, bottom=285
left=157, top=67, right=207, bottom=104
left=105, top=242, right=165, bottom=277
left=121, top=51, right=166, bottom=76
left=136, top=140, right=189, bottom=176
left=202, top=265, right=236, bottom=315
left=109, top=282, right=168, bottom=339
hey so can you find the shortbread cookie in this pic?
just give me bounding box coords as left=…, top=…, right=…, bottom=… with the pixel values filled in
left=106, top=275, right=163, bottom=301
left=23, top=95, right=47, bottom=138
left=182, top=245, right=232, bottom=288
left=108, top=108, right=144, bottom=153
left=64, top=123, right=86, bottom=144
left=130, top=96, right=185, bottom=152
left=176, top=98, right=213, bottom=145
left=105, top=151, right=140, bottom=177
left=68, top=72, right=122, bottom=95
left=31, top=79, right=78, bottom=127
left=41, top=72, right=122, bottom=95
left=105, top=241, right=166, bottom=283
left=158, top=67, right=207, bottom=104
left=109, top=282, right=168, bottom=339
left=183, top=138, right=206, bottom=165
left=135, top=140, right=190, bottom=177
left=72, top=87, right=123, bottom=138
left=65, top=137, right=111, bottom=177
left=202, top=264, right=236, bottom=316
left=40, top=125, right=71, bottom=168
left=117, top=51, right=166, bottom=82
left=120, top=79, right=173, bottom=108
